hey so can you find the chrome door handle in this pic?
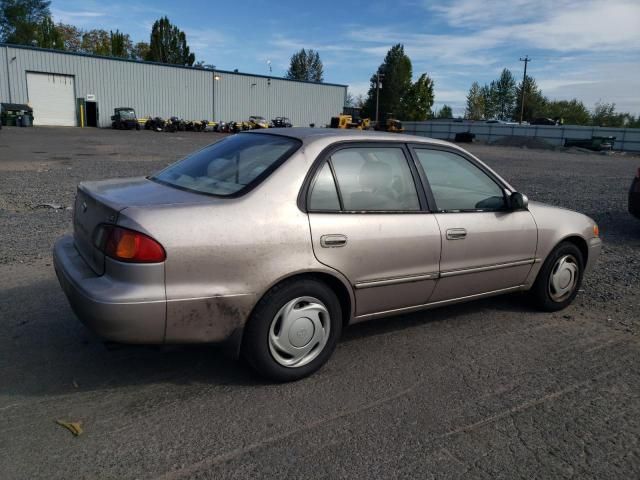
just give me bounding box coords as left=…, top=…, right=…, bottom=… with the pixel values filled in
left=320, top=234, right=347, bottom=248
left=446, top=228, right=467, bottom=240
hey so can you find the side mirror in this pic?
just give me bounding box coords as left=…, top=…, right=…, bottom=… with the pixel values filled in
left=510, top=192, right=529, bottom=210
left=110, top=115, right=115, bottom=121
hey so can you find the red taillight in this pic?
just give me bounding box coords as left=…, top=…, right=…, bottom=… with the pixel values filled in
left=100, top=225, right=166, bottom=263
left=636, top=167, right=640, bottom=179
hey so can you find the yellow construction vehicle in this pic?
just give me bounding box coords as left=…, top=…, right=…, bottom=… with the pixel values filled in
left=329, top=115, right=371, bottom=130
left=375, top=114, right=404, bottom=133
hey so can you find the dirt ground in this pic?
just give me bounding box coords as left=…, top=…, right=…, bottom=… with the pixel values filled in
left=1, top=127, right=639, bottom=479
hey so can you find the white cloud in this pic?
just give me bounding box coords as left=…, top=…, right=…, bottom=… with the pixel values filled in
left=51, top=8, right=106, bottom=26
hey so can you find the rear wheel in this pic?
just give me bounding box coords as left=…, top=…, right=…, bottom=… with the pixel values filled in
left=531, top=242, right=584, bottom=311
left=242, top=279, right=342, bottom=382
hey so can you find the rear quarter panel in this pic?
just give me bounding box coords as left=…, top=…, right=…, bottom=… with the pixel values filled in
left=118, top=143, right=354, bottom=343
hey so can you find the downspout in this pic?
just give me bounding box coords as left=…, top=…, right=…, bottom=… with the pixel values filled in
left=4, top=47, right=13, bottom=103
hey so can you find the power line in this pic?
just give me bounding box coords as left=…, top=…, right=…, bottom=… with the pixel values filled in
left=519, top=55, right=531, bottom=124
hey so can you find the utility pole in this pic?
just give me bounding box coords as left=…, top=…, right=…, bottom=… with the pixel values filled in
left=375, top=72, right=385, bottom=124
left=519, top=55, right=531, bottom=124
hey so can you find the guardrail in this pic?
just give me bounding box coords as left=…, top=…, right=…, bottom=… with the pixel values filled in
left=402, top=121, right=640, bottom=153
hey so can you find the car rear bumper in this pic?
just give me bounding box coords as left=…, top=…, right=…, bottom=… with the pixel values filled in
left=53, top=235, right=252, bottom=351
left=53, top=235, right=167, bottom=343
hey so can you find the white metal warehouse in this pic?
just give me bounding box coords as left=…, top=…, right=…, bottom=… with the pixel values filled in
left=0, top=43, right=347, bottom=128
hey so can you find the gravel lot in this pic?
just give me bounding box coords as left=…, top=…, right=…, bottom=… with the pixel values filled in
left=1, top=127, right=639, bottom=479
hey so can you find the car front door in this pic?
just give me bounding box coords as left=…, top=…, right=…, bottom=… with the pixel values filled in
left=305, top=143, right=441, bottom=319
left=411, top=146, right=538, bottom=303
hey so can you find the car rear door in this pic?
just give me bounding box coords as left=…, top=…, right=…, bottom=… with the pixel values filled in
left=305, top=143, right=442, bottom=319
left=410, top=146, right=538, bottom=302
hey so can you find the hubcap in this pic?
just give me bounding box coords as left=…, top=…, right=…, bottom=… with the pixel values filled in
left=548, top=254, right=579, bottom=302
left=268, top=296, right=330, bottom=368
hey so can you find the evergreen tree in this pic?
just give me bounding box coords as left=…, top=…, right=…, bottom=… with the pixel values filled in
left=110, top=30, right=131, bottom=58
left=494, top=68, right=516, bottom=121
left=437, top=104, right=453, bottom=118
left=363, top=44, right=412, bottom=120
left=146, top=16, right=195, bottom=66
left=513, top=75, right=546, bottom=122
left=481, top=82, right=498, bottom=120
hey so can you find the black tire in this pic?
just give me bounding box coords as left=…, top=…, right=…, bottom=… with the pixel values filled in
left=242, top=278, right=342, bottom=382
left=530, top=241, right=584, bottom=312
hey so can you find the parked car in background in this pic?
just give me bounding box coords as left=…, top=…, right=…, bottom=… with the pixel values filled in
left=630, top=167, right=640, bottom=219
left=53, top=129, right=602, bottom=381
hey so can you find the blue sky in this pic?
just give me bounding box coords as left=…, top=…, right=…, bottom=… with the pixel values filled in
left=51, top=0, right=640, bottom=116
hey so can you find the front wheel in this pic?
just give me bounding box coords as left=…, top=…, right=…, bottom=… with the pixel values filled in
left=530, top=242, right=584, bottom=311
left=242, top=279, right=342, bottom=381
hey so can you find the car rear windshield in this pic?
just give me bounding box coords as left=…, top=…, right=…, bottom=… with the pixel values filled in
left=151, top=133, right=301, bottom=197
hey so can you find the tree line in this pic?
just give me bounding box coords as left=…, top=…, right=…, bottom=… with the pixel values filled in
left=465, top=68, right=640, bottom=128
left=1, top=0, right=196, bottom=65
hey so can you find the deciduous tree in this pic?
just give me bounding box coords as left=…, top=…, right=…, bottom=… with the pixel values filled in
left=402, top=73, right=435, bottom=121
left=0, top=0, right=51, bottom=44
left=543, top=99, right=590, bottom=125
left=131, top=41, right=150, bottom=61
left=465, top=82, right=484, bottom=120
left=81, top=28, right=110, bottom=56
left=285, top=48, right=324, bottom=82
left=35, top=14, right=61, bottom=49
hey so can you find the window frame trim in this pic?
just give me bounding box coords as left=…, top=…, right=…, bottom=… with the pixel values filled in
left=407, top=144, right=512, bottom=214
left=299, top=141, right=431, bottom=214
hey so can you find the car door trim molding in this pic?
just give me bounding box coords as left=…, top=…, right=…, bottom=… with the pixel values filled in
left=354, top=284, right=526, bottom=321
left=354, top=272, right=439, bottom=289
left=439, top=258, right=541, bottom=278
left=353, top=258, right=540, bottom=288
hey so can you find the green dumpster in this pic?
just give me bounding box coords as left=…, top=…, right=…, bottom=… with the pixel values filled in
left=1, top=103, right=34, bottom=127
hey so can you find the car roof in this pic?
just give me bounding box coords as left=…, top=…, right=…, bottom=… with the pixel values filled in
left=245, top=127, right=453, bottom=147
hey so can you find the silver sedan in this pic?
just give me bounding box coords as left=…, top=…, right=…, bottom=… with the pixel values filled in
left=53, top=129, right=602, bottom=381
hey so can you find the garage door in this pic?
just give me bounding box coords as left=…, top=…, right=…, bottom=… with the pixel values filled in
left=26, top=73, right=76, bottom=126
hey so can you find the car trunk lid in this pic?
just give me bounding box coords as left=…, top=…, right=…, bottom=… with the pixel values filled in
left=73, top=177, right=214, bottom=275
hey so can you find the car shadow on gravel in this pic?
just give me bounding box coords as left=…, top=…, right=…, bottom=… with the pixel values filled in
left=341, top=292, right=536, bottom=343
left=1, top=276, right=544, bottom=398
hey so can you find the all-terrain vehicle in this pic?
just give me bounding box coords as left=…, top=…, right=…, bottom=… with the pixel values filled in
left=111, top=107, right=140, bottom=130
left=271, top=117, right=292, bottom=128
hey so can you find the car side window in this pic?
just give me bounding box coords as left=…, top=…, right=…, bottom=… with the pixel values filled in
left=415, top=149, right=506, bottom=212
left=308, top=162, right=341, bottom=211
left=329, top=147, right=420, bottom=211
